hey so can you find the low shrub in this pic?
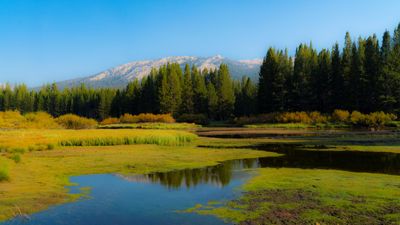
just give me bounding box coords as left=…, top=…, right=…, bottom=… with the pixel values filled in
left=331, top=109, right=350, bottom=123
left=47, top=143, right=55, bottom=150
left=119, top=113, right=175, bottom=123
left=350, top=111, right=365, bottom=125
left=235, top=110, right=397, bottom=129
left=308, top=111, right=328, bottom=124
left=364, top=112, right=397, bottom=129
left=0, top=111, right=26, bottom=128
left=24, top=112, right=60, bottom=129
left=11, top=148, right=26, bottom=154
left=10, top=153, right=21, bottom=163
left=177, top=114, right=209, bottom=125
left=56, top=114, right=98, bottom=129
left=276, top=112, right=312, bottom=124
left=100, top=117, right=120, bottom=125
left=0, top=167, right=9, bottom=182
left=236, top=112, right=326, bottom=125
left=0, top=158, right=9, bottom=182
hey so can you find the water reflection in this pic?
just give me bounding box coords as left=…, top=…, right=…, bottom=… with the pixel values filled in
left=122, top=148, right=400, bottom=190
left=253, top=145, right=400, bottom=175
left=120, top=158, right=259, bottom=189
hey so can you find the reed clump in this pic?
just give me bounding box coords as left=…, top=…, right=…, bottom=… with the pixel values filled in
left=0, top=129, right=197, bottom=151
left=59, top=133, right=196, bottom=147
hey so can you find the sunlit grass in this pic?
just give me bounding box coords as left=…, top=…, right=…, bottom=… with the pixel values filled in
left=0, top=145, right=274, bottom=221
left=190, top=168, right=400, bottom=224
left=0, top=129, right=197, bottom=151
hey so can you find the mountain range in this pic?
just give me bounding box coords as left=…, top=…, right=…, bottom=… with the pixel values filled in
left=54, top=55, right=262, bottom=89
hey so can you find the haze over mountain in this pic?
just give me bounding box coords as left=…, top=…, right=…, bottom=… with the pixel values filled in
left=54, top=55, right=262, bottom=89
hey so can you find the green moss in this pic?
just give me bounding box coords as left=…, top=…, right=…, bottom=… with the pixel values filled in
left=188, top=168, right=400, bottom=224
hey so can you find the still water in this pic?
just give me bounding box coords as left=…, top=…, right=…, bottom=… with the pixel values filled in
left=4, top=148, right=400, bottom=225
left=4, top=160, right=259, bottom=225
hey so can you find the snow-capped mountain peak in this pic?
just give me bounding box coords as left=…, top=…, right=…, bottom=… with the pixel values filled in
left=55, top=55, right=261, bottom=89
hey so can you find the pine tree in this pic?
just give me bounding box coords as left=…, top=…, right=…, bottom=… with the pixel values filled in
left=206, top=82, right=218, bottom=119
left=312, top=49, right=332, bottom=112
left=192, top=65, right=208, bottom=114
left=364, top=35, right=381, bottom=112
left=216, top=64, right=235, bottom=119
left=289, top=43, right=317, bottom=111
left=180, top=64, right=194, bottom=114
left=341, top=32, right=353, bottom=109
left=329, top=43, right=344, bottom=111
left=235, top=76, right=257, bottom=116
left=382, top=25, right=400, bottom=113
left=258, top=48, right=290, bottom=112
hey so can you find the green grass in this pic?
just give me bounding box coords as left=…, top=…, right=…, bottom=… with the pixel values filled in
left=98, top=122, right=200, bottom=130
left=189, top=168, right=400, bottom=224
left=59, top=134, right=196, bottom=147
left=0, top=129, right=198, bottom=151
left=0, top=157, right=9, bottom=182
left=0, top=168, right=9, bottom=182
left=0, top=144, right=276, bottom=221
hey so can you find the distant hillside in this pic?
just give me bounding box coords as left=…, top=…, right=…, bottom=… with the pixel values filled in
left=54, top=55, right=261, bottom=89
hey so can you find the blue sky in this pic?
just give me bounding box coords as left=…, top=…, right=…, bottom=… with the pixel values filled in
left=0, top=0, right=399, bottom=86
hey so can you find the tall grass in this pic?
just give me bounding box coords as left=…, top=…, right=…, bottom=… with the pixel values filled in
left=0, top=159, right=9, bottom=182
left=59, top=134, right=196, bottom=147
left=0, top=129, right=197, bottom=151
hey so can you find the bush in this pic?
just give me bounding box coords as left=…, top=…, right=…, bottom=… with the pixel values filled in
left=0, top=167, right=9, bottom=182
left=10, top=153, right=21, bottom=163
left=177, top=114, right=209, bottom=125
left=349, top=111, right=397, bottom=129
left=0, top=111, right=26, bottom=128
left=364, top=112, right=397, bottom=129
left=56, top=114, right=98, bottom=129
left=350, top=111, right=366, bottom=125
left=276, top=112, right=312, bottom=124
left=119, top=113, right=175, bottom=123
left=100, top=117, right=120, bottom=125
left=308, top=111, right=328, bottom=124
left=24, top=112, right=60, bottom=129
left=331, top=109, right=350, bottom=123
left=47, top=143, right=55, bottom=150
left=0, top=158, right=9, bottom=182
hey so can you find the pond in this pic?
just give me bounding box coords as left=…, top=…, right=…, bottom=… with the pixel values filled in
left=4, top=148, right=400, bottom=225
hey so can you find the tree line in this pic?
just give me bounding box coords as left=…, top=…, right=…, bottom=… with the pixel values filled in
left=258, top=24, right=400, bottom=114
left=0, top=23, right=399, bottom=120
left=0, top=63, right=240, bottom=120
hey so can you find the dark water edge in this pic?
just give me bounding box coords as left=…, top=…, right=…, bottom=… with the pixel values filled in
left=255, top=146, right=400, bottom=175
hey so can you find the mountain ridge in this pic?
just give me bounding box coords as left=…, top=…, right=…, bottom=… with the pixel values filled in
left=54, top=55, right=262, bottom=89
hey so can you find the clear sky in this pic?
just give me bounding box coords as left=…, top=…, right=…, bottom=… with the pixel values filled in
left=1, top=0, right=399, bottom=86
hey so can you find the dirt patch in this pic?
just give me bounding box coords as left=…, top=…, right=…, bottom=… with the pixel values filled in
left=236, top=189, right=400, bottom=225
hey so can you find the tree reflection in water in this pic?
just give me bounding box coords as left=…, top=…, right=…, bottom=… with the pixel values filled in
left=120, top=158, right=259, bottom=189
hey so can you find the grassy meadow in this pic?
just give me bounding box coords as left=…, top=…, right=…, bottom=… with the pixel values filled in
left=0, top=115, right=399, bottom=223
left=0, top=129, right=197, bottom=151
left=187, top=168, right=400, bottom=224
left=0, top=144, right=274, bottom=221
